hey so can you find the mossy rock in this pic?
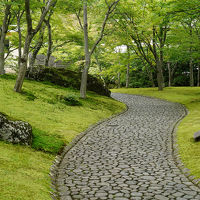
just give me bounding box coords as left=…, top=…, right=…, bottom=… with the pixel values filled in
left=26, top=66, right=111, bottom=97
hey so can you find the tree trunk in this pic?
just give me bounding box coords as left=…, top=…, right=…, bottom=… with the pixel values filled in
left=80, top=0, right=90, bottom=99
left=29, top=25, right=46, bottom=73
left=147, top=66, right=155, bottom=88
left=167, top=62, right=171, bottom=87
left=17, top=16, right=22, bottom=70
left=17, top=10, right=24, bottom=70
left=197, top=63, right=200, bottom=87
left=0, top=4, right=11, bottom=74
left=156, top=60, right=164, bottom=91
left=126, top=45, right=130, bottom=88
left=45, top=19, right=53, bottom=67
left=29, top=39, right=44, bottom=70
left=14, top=34, right=33, bottom=92
left=117, top=72, right=121, bottom=88
left=189, top=59, right=194, bottom=87
left=126, top=64, right=130, bottom=88
left=152, top=26, right=164, bottom=91
left=14, top=0, right=57, bottom=92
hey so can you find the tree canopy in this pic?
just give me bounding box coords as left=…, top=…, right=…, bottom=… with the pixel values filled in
left=0, top=0, right=199, bottom=95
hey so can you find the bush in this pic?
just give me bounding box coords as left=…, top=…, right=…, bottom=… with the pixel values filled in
left=58, top=94, right=82, bottom=106
left=26, top=66, right=111, bottom=97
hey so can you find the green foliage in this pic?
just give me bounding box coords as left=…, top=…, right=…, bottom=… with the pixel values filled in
left=21, top=90, right=37, bottom=101
left=58, top=94, right=82, bottom=106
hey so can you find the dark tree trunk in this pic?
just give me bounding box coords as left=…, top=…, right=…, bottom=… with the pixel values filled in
left=167, top=62, right=171, bottom=87
left=117, top=72, right=121, bottom=88
left=156, top=60, right=164, bottom=91
left=152, top=27, right=164, bottom=91
left=197, top=63, right=200, bottom=87
left=17, top=13, right=22, bottom=70
left=189, top=59, right=194, bottom=86
left=44, top=19, right=53, bottom=66
left=147, top=66, right=155, bottom=87
left=0, top=4, right=11, bottom=74
left=126, top=45, right=130, bottom=88
left=29, top=25, right=46, bottom=72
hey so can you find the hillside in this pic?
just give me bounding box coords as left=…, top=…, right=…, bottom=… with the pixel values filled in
left=0, top=75, right=125, bottom=200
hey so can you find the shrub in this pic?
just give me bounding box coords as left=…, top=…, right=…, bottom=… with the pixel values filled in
left=58, top=94, right=82, bottom=106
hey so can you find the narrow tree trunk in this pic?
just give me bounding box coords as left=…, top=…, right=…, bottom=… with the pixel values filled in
left=14, top=35, right=33, bottom=92
left=167, top=62, right=171, bottom=87
left=156, top=60, right=164, bottom=91
left=95, top=55, right=106, bottom=87
left=0, top=4, right=11, bottom=74
left=17, top=10, right=24, bottom=70
left=190, top=59, right=194, bottom=86
left=126, top=64, right=130, bottom=88
left=45, top=19, right=52, bottom=66
left=29, top=39, right=44, bottom=70
left=148, top=67, right=155, bottom=88
left=80, top=0, right=90, bottom=99
left=17, top=16, right=22, bottom=70
left=152, top=27, right=164, bottom=91
left=0, top=40, right=5, bottom=74
left=118, top=72, right=121, bottom=88
left=197, top=63, right=200, bottom=87
left=126, top=45, right=130, bottom=88
left=29, top=25, right=45, bottom=72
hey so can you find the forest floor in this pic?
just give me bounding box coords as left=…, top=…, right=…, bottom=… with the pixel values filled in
left=112, top=87, right=200, bottom=181
left=0, top=75, right=125, bottom=200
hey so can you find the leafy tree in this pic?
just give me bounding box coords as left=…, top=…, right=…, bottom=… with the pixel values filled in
left=14, top=0, right=57, bottom=93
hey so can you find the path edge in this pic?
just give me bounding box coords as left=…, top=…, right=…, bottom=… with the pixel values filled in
left=171, top=104, right=200, bottom=187
left=49, top=98, right=128, bottom=200
left=118, top=93, right=200, bottom=188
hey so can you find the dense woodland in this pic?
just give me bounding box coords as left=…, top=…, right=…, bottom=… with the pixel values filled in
left=0, top=0, right=200, bottom=97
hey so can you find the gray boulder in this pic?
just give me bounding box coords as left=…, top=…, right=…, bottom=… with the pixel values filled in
left=0, top=113, right=32, bottom=145
left=194, top=131, right=200, bottom=142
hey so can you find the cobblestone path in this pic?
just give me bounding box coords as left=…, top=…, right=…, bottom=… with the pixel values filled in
left=57, top=93, right=200, bottom=200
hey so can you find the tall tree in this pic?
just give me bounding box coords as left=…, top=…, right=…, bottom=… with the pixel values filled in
left=80, top=0, right=120, bottom=98
left=14, top=0, right=57, bottom=92
left=0, top=0, right=12, bottom=74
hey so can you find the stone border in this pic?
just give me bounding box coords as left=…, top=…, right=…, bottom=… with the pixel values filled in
left=50, top=99, right=128, bottom=200
left=171, top=103, right=200, bottom=187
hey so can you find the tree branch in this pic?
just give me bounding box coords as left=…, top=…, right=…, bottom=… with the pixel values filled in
left=90, top=0, right=120, bottom=56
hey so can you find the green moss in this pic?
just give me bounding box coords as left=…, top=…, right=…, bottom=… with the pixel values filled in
left=0, top=77, right=125, bottom=200
left=112, top=87, right=200, bottom=179
left=32, top=128, right=65, bottom=154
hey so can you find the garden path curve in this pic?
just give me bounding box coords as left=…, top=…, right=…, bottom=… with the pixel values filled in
left=56, top=93, right=200, bottom=200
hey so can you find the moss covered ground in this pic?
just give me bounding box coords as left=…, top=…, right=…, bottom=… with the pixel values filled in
left=0, top=75, right=126, bottom=200
left=112, top=87, right=200, bottom=180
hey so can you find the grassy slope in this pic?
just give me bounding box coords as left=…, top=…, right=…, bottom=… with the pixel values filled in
left=0, top=75, right=126, bottom=200
left=112, top=87, right=200, bottom=179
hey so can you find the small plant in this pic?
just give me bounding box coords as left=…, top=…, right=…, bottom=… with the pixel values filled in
left=21, top=90, right=37, bottom=101
left=59, top=94, right=82, bottom=106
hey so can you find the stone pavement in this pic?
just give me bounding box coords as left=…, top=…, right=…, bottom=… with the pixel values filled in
left=56, top=93, right=200, bottom=200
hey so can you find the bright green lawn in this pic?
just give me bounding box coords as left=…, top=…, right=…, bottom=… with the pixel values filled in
left=112, top=87, right=200, bottom=180
left=0, top=75, right=125, bottom=200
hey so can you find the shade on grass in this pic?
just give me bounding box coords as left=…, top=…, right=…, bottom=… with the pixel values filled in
left=112, top=87, right=200, bottom=179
